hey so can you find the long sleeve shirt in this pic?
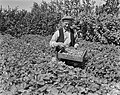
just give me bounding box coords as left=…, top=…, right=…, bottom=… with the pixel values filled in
left=50, top=28, right=78, bottom=47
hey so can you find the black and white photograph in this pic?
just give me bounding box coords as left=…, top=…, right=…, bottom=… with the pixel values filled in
left=0, top=0, right=120, bottom=95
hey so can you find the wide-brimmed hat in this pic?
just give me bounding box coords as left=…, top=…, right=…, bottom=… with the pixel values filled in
left=61, top=16, right=74, bottom=21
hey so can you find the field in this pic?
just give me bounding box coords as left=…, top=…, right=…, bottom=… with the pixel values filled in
left=0, top=0, right=120, bottom=94
left=0, top=34, right=120, bottom=95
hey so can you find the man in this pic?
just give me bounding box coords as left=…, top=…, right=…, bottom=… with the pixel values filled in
left=50, top=15, right=79, bottom=61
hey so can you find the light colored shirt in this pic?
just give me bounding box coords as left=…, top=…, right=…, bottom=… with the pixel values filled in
left=50, top=28, right=78, bottom=47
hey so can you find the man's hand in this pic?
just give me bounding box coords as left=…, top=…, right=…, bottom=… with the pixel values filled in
left=74, top=43, right=79, bottom=49
left=57, top=42, right=65, bottom=48
left=52, top=42, right=65, bottom=48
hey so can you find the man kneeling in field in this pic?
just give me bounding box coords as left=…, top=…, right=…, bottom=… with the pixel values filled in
left=50, top=15, right=79, bottom=63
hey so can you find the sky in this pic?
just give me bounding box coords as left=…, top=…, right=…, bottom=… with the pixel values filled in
left=0, top=0, right=105, bottom=12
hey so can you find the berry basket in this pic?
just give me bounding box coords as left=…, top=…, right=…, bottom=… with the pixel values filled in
left=58, top=48, right=87, bottom=62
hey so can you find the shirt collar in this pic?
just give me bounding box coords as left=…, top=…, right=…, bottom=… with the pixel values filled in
left=63, top=28, right=70, bottom=32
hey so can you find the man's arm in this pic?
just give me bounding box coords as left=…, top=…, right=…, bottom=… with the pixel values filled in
left=50, top=30, right=65, bottom=48
left=50, top=30, right=59, bottom=47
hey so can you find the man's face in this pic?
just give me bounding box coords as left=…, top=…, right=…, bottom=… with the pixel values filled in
left=62, top=20, right=72, bottom=30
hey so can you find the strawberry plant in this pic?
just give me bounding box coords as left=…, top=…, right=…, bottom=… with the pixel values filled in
left=0, top=34, right=120, bottom=95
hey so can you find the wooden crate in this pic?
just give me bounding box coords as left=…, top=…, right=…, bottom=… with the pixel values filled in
left=58, top=49, right=87, bottom=62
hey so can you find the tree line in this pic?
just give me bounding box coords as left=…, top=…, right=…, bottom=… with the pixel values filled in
left=0, top=0, right=120, bottom=45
